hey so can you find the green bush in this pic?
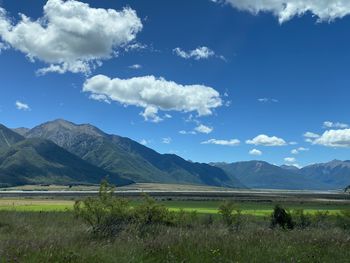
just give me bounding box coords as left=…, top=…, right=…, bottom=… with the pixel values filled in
left=292, top=209, right=311, bottom=229
left=336, top=210, right=350, bottom=230
left=74, top=181, right=132, bottom=236
left=312, top=210, right=329, bottom=228
left=174, top=209, right=199, bottom=228
left=270, top=205, right=294, bottom=230
left=134, top=195, right=174, bottom=226
left=218, top=201, right=242, bottom=231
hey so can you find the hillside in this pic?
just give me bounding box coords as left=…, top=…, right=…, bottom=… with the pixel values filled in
left=0, top=124, right=24, bottom=149
left=23, top=119, right=243, bottom=188
left=0, top=138, right=132, bottom=187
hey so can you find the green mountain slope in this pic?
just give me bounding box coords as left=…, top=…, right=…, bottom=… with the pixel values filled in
left=0, top=124, right=24, bottom=149
left=0, top=138, right=132, bottom=187
left=25, top=119, right=243, bottom=188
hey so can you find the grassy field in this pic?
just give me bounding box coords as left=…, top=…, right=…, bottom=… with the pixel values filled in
left=0, top=198, right=348, bottom=216
left=0, top=208, right=350, bottom=262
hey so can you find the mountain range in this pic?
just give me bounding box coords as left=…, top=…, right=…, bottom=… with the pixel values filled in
left=0, top=119, right=349, bottom=190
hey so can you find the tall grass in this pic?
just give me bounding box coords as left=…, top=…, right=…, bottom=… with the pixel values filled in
left=0, top=210, right=350, bottom=262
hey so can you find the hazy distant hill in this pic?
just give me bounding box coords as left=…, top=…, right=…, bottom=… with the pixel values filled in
left=23, top=119, right=243, bottom=188
left=212, top=161, right=328, bottom=190
left=299, top=160, right=350, bottom=189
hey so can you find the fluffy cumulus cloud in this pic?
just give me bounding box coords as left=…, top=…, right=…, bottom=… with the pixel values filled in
left=173, top=46, right=223, bottom=60
left=323, top=121, right=348, bottom=129
left=83, top=75, right=222, bottom=122
left=195, top=124, right=213, bottom=134
left=0, top=0, right=142, bottom=74
left=246, top=134, right=287, bottom=146
left=219, top=0, right=350, bottom=23
left=311, top=129, right=350, bottom=148
left=15, top=100, right=30, bottom=111
left=249, top=149, right=262, bottom=156
left=201, top=138, right=240, bottom=146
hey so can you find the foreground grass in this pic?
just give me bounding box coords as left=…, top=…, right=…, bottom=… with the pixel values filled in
left=0, top=211, right=349, bottom=262
left=0, top=198, right=347, bottom=216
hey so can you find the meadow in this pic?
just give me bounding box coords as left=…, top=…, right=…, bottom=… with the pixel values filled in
left=0, top=198, right=348, bottom=216
left=1, top=183, right=350, bottom=262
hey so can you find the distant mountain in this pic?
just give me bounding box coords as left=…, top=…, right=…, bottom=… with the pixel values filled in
left=280, top=165, right=300, bottom=172
left=299, top=160, right=350, bottom=189
left=212, top=161, right=328, bottom=190
left=24, top=119, right=243, bottom=188
left=0, top=137, right=132, bottom=187
left=12, top=127, right=30, bottom=136
left=0, top=124, right=24, bottom=149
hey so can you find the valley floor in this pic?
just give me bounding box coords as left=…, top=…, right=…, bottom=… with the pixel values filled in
left=1, top=185, right=349, bottom=262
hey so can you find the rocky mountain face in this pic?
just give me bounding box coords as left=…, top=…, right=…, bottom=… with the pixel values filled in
left=22, top=119, right=243, bottom=188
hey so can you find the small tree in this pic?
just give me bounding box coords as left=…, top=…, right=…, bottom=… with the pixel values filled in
left=218, top=201, right=242, bottom=231
left=74, top=181, right=132, bottom=237
left=270, top=205, right=294, bottom=230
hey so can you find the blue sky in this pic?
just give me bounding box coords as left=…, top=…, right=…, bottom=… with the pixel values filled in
left=1, top=0, right=350, bottom=167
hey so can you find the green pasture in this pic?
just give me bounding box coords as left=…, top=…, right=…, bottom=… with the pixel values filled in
left=0, top=199, right=348, bottom=216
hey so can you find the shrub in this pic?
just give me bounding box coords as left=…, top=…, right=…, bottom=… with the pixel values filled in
left=134, top=195, right=174, bottom=226
left=292, top=209, right=311, bottom=229
left=174, top=209, right=199, bottom=228
left=336, top=210, right=350, bottom=230
left=218, top=201, right=242, bottom=231
left=312, top=210, right=329, bottom=228
left=74, top=181, right=132, bottom=237
left=270, top=205, right=294, bottom=230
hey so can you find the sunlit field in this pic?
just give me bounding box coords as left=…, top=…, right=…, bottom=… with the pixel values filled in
left=0, top=198, right=347, bottom=216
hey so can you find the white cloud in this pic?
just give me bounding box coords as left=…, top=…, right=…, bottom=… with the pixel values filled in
left=258, top=98, right=278, bottom=103
left=83, top=75, right=222, bottom=122
left=179, top=130, right=196, bottom=135
left=323, top=121, right=348, bottom=129
left=291, top=147, right=309, bottom=155
left=173, top=46, right=223, bottom=60
left=246, top=134, right=287, bottom=146
left=162, top=137, right=172, bottom=144
left=303, top=131, right=320, bottom=143
left=201, top=138, right=240, bottom=146
left=220, top=0, right=350, bottom=23
left=129, top=64, right=142, bottom=69
left=312, top=129, right=350, bottom=148
left=0, top=0, right=142, bottom=74
left=15, top=100, right=30, bottom=111
left=140, top=139, right=149, bottom=146
left=249, top=149, right=262, bottom=156
left=195, top=124, right=213, bottom=134
left=284, top=157, right=296, bottom=163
